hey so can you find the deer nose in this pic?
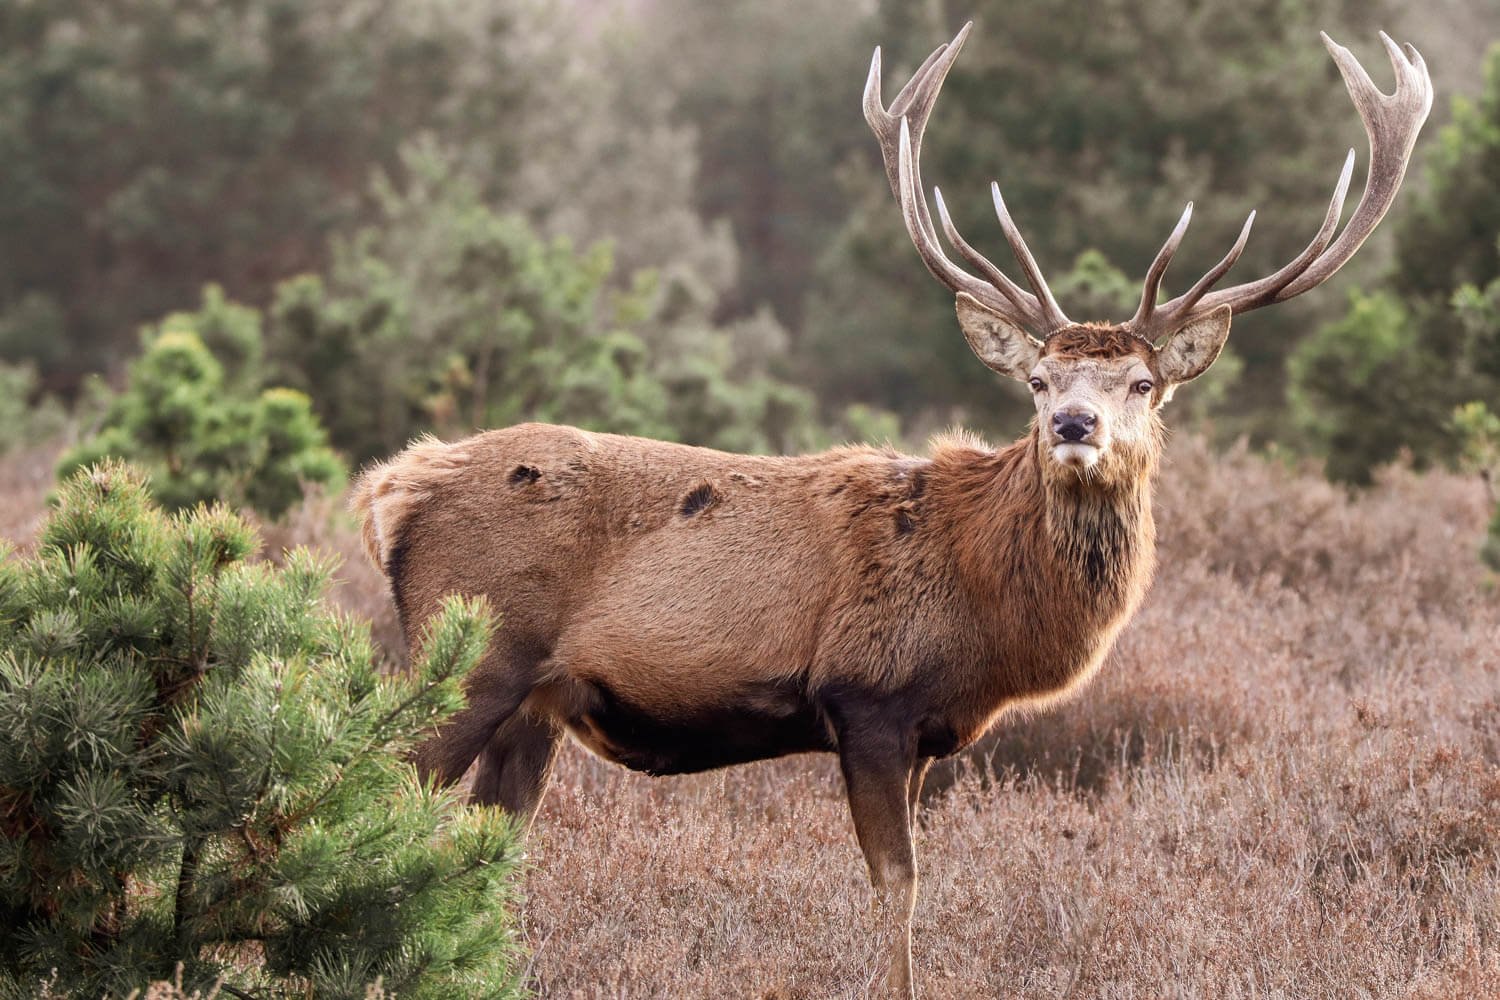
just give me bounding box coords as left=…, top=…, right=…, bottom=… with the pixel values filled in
left=1052, top=409, right=1097, bottom=442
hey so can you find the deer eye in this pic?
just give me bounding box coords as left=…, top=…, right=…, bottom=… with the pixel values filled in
left=1133, top=380, right=1153, bottom=395
left=1028, top=377, right=1045, bottom=392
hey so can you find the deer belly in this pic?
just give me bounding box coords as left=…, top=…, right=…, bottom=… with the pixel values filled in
left=564, top=681, right=832, bottom=776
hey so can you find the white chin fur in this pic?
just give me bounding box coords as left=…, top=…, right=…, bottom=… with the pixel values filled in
left=1052, top=442, right=1100, bottom=469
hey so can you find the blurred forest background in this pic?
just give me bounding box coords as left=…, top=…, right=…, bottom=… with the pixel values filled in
left=1, top=0, right=1498, bottom=500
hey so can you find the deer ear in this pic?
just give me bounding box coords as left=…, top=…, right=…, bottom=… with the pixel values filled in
left=955, top=293, right=1044, bottom=381
left=1157, top=305, right=1232, bottom=384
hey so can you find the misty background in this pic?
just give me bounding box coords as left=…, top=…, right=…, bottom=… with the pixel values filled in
left=3, top=0, right=1499, bottom=496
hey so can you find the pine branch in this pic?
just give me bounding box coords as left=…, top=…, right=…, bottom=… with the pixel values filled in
left=373, top=673, right=454, bottom=743
left=281, top=673, right=454, bottom=830
left=173, top=835, right=203, bottom=949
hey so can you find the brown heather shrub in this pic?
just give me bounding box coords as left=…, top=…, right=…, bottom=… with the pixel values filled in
left=0, top=443, right=61, bottom=554
left=3, top=434, right=1497, bottom=998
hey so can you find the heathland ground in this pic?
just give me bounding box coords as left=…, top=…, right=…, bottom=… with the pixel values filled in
left=6, top=434, right=1495, bottom=999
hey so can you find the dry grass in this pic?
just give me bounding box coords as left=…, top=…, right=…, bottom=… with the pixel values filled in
left=5, top=436, right=1499, bottom=998
left=0, top=444, right=60, bottom=555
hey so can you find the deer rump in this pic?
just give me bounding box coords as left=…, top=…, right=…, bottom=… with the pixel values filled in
left=357, top=422, right=1006, bottom=779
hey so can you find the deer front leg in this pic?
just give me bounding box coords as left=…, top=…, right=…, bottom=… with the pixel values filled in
left=412, top=666, right=534, bottom=788
left=838, top=727, right=919, bottom=998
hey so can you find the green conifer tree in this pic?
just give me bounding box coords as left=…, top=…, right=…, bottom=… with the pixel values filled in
left=57, top=299, right=345, bottom=519
left=0, top=463, right=523, bottom=999
left=1288, top=47, right=1500, bottom=483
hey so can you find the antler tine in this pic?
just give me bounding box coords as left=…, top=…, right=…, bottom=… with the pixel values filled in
left=1134, top=33, right=1431, bottom=337
left=891, top=118, right=1021, bottom=314
left=932, top=187, right=1035, bottom=316
left=863, top=24, right=969, bottom=244
left=1134, top=208, right=1258, bottom=343
left=1130, top=202, right=1194, bottom=329
left=1167, top=152, right=1352, bottom=327
left=1274, top=31, right=1432, bottom=296
left=866, top=23, right=1068, bottom=334
left=990, top=184, right=1070, bottom=332
left=1167, top=210, right=1257, bottom=321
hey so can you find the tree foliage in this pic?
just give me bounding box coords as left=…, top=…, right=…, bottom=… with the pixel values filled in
left=0, top=0, right=525, bottom=384
left=57, top=292, right=345, bottom=518
left=1289, top=45, right=1500, bottom=484
left=1394, top=44, right=1500, bottom=299
left=0, top=462, right=522, bottom=999
left=1452, top=400, right=1500, bottom=570
left=264, top=144, right=818, bottom=463
left=1286, top=291, right=1454, bottom=483
left=0, top=362, right=66, bottom=454
left=0, top=0, right=1495, bottom=477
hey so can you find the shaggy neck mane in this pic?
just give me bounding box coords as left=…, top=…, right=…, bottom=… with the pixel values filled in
left=930, top=418, right=1162, bottom=619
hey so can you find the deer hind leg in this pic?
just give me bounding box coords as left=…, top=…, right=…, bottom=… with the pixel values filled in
left=471, top=710, right=561, bottom=830
left=908, top=756, right=933, bottom=826
left=837, top=723, right=919, bottom=999
left=412, top=644, right=541, bottom=789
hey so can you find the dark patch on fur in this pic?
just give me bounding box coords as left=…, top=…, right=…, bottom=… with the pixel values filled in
left=848, top=491, right=893, bottom=521
left=580, top=682, right=831, bottom=775
left=509, top=465, right=541, bottom=486
left=679, top=482, right=718, bottom=517
left=895, top=508, right=917, bottom=534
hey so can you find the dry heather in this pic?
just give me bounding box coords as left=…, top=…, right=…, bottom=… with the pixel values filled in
left=0, top=444, right=59, bottom=555
left=4, top=436, right=1499, bottom=999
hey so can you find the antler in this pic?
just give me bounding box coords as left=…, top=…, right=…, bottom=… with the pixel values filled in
left=864, top=22, right=1071, bottom=336
left=1129, top=31, right=1433, bottom=343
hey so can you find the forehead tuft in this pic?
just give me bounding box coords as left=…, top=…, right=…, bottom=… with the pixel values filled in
left=1042, top=323, right=1154, bottom=362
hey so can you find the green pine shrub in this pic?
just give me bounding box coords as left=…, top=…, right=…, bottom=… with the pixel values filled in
left=0, top=361, right=67, bottom=454
left=1452, top=400, right=1500, bottom=571
left=57, top=297, right=345, bottom=518
left=1285, top=291, right=1458, bottom=484
left=0, top=462, right=523, bottom=999
left=264, top=142, right=818, bottom=463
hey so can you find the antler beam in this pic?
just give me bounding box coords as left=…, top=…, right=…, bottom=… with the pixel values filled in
left=868, top=27, right=1432, bottom=344
left=864, top=22, right=1071, bottom=336
left=1129, top=31, right=1432, bottom=342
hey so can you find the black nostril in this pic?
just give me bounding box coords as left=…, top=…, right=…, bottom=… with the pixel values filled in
left=1052, top=410, right=1097, bottom=442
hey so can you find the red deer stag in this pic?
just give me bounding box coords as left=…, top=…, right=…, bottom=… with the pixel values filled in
left=353, top=24, right=1430, bottom=997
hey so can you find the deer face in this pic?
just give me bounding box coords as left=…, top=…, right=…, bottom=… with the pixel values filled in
left=1028, top=347, right=1156, bottom=472
left=956, top=293, right=1233, bottom=474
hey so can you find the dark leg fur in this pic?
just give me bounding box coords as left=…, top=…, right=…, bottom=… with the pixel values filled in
left=837, top=719, right=919, bottom=999
left=412, top=660, right=535, bottom=788
left=471, top=711, right=561, bottom=829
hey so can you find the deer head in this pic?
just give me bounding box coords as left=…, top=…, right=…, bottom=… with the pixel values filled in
left=865, top=24, right=1432, bottom=478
